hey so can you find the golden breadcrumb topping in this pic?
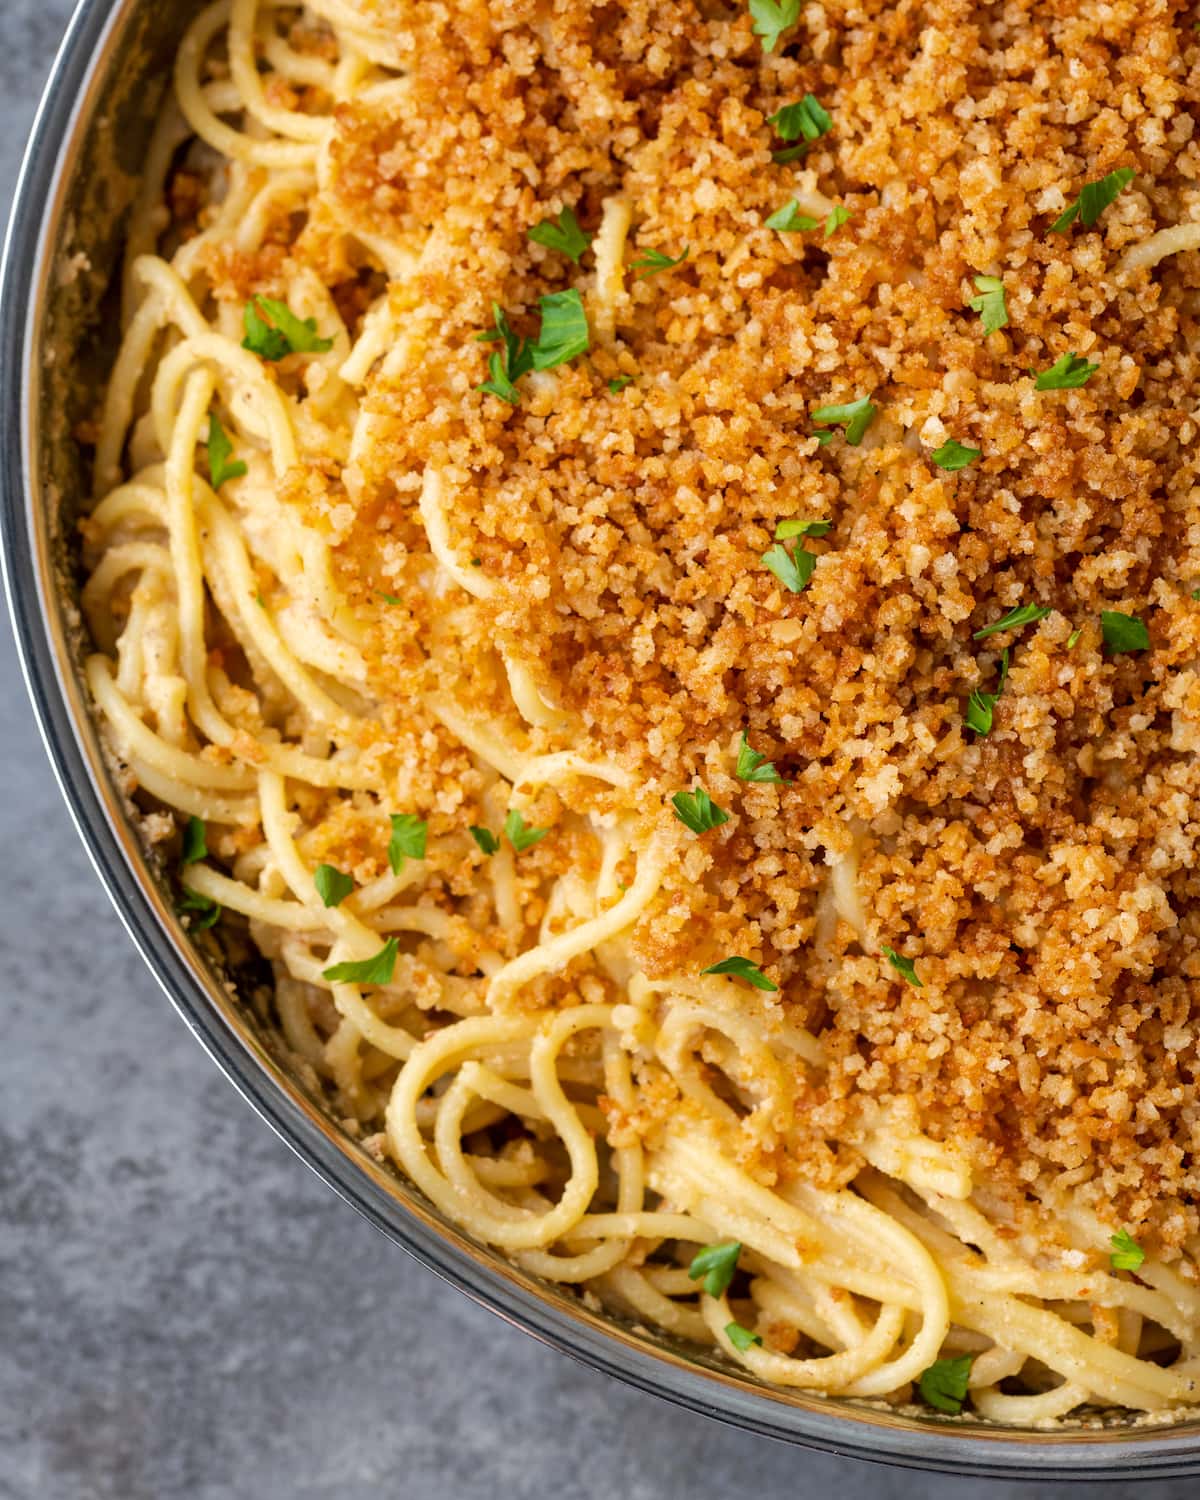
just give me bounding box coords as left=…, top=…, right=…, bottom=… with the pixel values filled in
left=209, top=0, right=1200, bottom=1251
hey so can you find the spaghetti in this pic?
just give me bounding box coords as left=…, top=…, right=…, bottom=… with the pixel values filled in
left=81, top=0, right=1200, bottom=1422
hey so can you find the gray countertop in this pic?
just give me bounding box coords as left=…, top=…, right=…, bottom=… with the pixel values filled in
left=0, top=3, right=1191, bottom=1496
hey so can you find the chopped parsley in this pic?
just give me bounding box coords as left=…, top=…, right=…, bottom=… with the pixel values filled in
left=242, top=296, right=333, bottom=361
left=182, top=816, right=207, bottom=865
left=762, top=540, right=816, bottom=594
left=608, top=375, right=634, bottom=393
left=932, top=439, right=981, bottom=472
left=882, top=946, right=922, bottom=988
left=1101, top=610, right=1149, bottom=654
left=972, top=602, right=1051, bottom=640
left=688, top=1240, right=742, bottom=1298
left=179, top=889, right=221, bottom=930
left=387, top=813, right=428, bottom=874
left=967, top=274, right=1008, bottom=335
left=775, top=518, right=831, bottom=540
left=377, top=591, right=403, bottom=605
left=1110, top=1228, right=1146, bottom=1272
left=768, top=94, right=832, bottom=149
left=1048, top=168, right=1135, bottom=234
left=476, top=302, right=533, bottom=404
left=530, top=288, right=590, bottom=370
left=965, top=649, right=1009, bottom=737
left=1067, top=627, right=1082, bottom=650
left=470, top=826, right=501, bottom=856
left=765, top=200, right=821, bottom=234
left=1035, top=352, right=1099, bottom=391
left=207, top=414, right=246, bottom=490
left=322, top=937, right=399, bottom=987
left=528, top=205, right=592, bottom=264
left=812, top=395, right=877, bottom=446
left=631, top=244, right=690, bottom=278
left=671, top=785, right=731, bottom=834
left=824, top=204, right=852, bottom=237
left=748, top=0, right=801, bottom=53
left=314, top=864, right=354, bottom=908
left=725, top=1321, right=763, bottom=1352
left=504, top=809, right=549, bottom=853
left=736, top=731, right=788, bottom=783
left=702, top=956, right=779, bottom=992
left=918, top=1354, right=973, bottom=1415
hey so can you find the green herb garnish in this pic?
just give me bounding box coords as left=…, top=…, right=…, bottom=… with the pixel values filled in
left=528, top=205, right=592, bottom=264
left=504, top=809, right=549, bottom=852
left=314, top=864, right=354, bottom=908
left=242, top=296, right=333, bottom=360
left=1101, top=610, right=1149, bottom=653
left=530, top=288, right=590, bottom=371
left=207, top=414, right=247, bottom=490
left=470, top=826, right=501, bottom=856
left=1034, top=352, right=1099, bottom=391
left=765, top=200, right=821, bottom=233
left=762, top=541, right=816, bottom=593
left=671, top=785, right=730, bottom=834
left=322, top=938, right=399, bottom=986
left=388, top=813, right=428, bottom=874
left=182, top=816, right=207, bottom=865
left=1048, top=168, right=1135, bottom=234
left=1110, top=1228, right=1146, bottom=1272
left=775, top=518, right=831, bottom=540
left=768, top=94, right=832, bottom=147
left=630, top=245, right=690, bottom=278
left=736, top=731, right=788, bottom=783
left=608, top=375, right=634, bottom=393
left=967, top=274, right=1008, bottom=335
left=918, top=1354, right=973, bottom=1415
left=973, top=603, right=1051, bottom=640
left=725, top=1321, right=764, bottom=1352
left=824, top=204, right=852, bottom=238
left=688, top=1240, right=742, bottom=1298
left=882, top=946, right=922, bottom=987
left=932, top=439, right=981, bottom=472
left=812, top=395, right=877, bottom=446
left=964, top=649, right=1009, bottom=737
left=748, top=0, right=801, bottom=53
left=179, top=889, right=221, bottom=930
left=701, top=956, right=779, bottom=992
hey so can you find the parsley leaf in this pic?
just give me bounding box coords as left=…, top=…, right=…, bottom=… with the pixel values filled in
left=1067, top=627, right=1083, bottom=650
left=769, top=94, right=832, bottom=145
left=314, top=864, right=354, bottom=908
left=470, top=826, right=501, bottom=856
left=775, top=518, right=831, bottom=540
left=1048, top=168, right=1135, bottom=234
left=964, top=649, right=1008, bottom=737
left=765, top=200, right=821, bottom=233
left=531, top=288, right=590, bottom=370
left=882, top=946, right=922, bottom=987
left=528, top=205, right=592, bottom=264
left=608, top=375, right=634, bottom=393
left=179, top=889, right=221, bottom=929
left=1101, top=610, right=1149, bottom=653
left=932, top=439, right=981, bottom=472
left=388, top=813, right=428, bottom=874
left=1110, top=1228, right=1146, bottom=1272
left=631, top=245, right=690, bottom=278
left=377, top=591, right=403, bottom=605
left=1035, top=352, right=1099, bottom=390
left=824, top=204, right=852, bottom=238
left=725, top=1321, right=764, bottom=1352
left=207, top=414, right=246, bottom=490
left=182, top=816, right=207, bottom=865
left=476, top=302, right=534, bottom=404
left=812, top=395, right=877, bottom=446
left=702, top=956, right=779, bottom=991
left=762, top=541, right=816, bottom=593
left=973, top=603, right=1051, bottom=640
left=322, top=938, right=399, bottom=987
left=688, top=1240, right=742, bottom=1298
left=504, top=809, right=549, bottom=853
left=479, top=351, right=522, bottom=405
left=748, top=0, right=801, bottom=53
left=736, top=731, right=788, bottom=783
left=242, top=296, right=333, bottom=360
left=671, top=785, right=730, bottom=834
left=918, top=1354, right=973, bottom=1415
left=967, top=274, right=1008, bottom=335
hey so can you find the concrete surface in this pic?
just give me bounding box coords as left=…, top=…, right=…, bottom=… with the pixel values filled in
left=0, top=2, right=1194, bottom=1496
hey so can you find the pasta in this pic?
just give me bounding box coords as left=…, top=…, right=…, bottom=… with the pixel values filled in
left=80, top=0, right=1200, bottom=1423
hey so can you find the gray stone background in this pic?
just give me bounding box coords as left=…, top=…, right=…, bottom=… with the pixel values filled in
left=0, top=2, right=1194, bottom=1496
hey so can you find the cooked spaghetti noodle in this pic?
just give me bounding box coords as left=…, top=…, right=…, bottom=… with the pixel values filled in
left=81, top=0, right=1200, bottom=1422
